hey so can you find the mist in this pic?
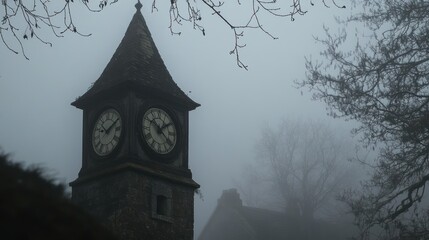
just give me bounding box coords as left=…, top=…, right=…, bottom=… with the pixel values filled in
left=0, top=1, right=360, bottom=238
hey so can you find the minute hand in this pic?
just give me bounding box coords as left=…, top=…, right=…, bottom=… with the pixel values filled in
left=106, top=119, right=119, bottom=134
left=161, top=122, right=173, bottom=130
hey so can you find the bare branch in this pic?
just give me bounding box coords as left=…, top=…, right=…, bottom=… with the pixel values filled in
left=1, top=0, right=346, bottom=67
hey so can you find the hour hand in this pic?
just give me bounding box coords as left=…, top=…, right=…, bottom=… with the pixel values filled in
left=152, top=121, right=163, bottom=134
left=161, top=122, right=172, bottom=130
left=99, top=124, right=107, bottom=133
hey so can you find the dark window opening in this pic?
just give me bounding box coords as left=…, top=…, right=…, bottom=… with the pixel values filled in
left=156, top=195, right=168, bottom=216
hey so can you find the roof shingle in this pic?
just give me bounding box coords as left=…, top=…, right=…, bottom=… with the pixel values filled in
left=72, top=2, right=199, bottom=110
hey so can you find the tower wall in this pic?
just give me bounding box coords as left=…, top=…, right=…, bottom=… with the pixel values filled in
left=72, top=170, right=195, bottom=240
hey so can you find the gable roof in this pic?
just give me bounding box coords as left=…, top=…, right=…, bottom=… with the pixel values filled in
left=198, top=189, right=295, bottom=240
left=72, top=1, right=199, bottom=110
left=198, top=189, right=355, bottom=240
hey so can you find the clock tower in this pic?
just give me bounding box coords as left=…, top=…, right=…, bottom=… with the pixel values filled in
left=69, top=2, right=200, bottom=240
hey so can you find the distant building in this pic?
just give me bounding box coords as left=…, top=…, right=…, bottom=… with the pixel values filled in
left=199, top=189, right=353, bottom=240
left=69, top=1, right=200, bottom=239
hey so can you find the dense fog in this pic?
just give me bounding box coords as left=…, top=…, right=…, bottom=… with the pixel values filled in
left=0, top=1, right=379, bottom=238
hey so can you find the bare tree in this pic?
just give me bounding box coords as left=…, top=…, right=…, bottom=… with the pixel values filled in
left=1, top=0, right=346, bottom=68
left=240, top=119, right=354, bottom=227
left=300, top=0, right=429, bottom=238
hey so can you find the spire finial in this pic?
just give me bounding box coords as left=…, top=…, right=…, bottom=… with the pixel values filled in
left=135, top=0, right=142, bottom=11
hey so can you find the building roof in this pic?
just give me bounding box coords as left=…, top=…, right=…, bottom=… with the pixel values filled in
left=198, top=189, right=355, bottom=240
left=198, top=189, right=296, bottom=240
left=72, top=1, right=199, bottom=110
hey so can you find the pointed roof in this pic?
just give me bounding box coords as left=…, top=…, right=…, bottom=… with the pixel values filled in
left=72, top=1, right=199, bottom=110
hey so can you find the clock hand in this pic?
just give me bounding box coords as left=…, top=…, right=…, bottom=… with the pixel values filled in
left=159, top=130, right=174, bottom=146
left=99, top=123, right=107, bottom=133
left=151, top=120, right=164, bottom=134
left=161, top=122, right=173, bottom=130
left=151, top=121, right=173, bottom=145
left=106, top=118, right=119, bottom=134
left=160, top=123, right=174, bottom=145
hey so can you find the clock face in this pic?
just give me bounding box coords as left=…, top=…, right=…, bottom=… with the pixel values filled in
left=142, top=108, right=177, bottom=155
left=92, top=108, right=122, bottom=156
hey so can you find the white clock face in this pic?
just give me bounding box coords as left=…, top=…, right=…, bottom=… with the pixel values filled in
left=92, top=108, right=122, bottom=156
left=142, top=108, right=177, bottom=155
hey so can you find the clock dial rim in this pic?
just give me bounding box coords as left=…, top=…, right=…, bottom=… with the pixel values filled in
left=91, top=108, right=123, bottom=157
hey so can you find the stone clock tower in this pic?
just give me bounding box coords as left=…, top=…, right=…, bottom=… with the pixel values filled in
left=69, top=2, right=200, bottom=239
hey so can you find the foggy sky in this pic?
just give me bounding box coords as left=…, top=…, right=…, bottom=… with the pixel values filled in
left=0, top=1, right=354, bottom=237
